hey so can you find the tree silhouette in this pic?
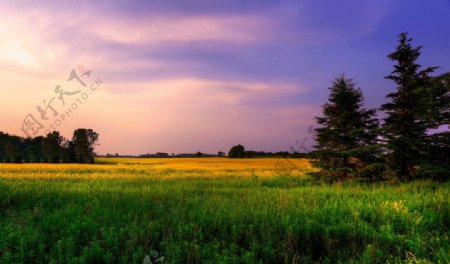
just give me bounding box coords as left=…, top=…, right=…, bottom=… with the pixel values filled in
left=313, top=75, right=380, bottom=181
left=71, top=129, right=99, bottom=164
left=380, top=32, right=438, bottom=179
left=43, top=131, right=65, bottom=163
left=228, top=144, right=246, bottom=158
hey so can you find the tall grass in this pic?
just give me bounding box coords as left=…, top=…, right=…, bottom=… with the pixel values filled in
left=0, top=159, right=448, bottom=263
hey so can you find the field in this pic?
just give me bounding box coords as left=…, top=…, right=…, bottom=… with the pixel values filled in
left=0, top=158, right=448, bottom=263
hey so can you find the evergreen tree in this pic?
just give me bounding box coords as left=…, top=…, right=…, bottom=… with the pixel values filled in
left=380, top=33, right=438, bottom=179
left=313, top=75, right=380, bottom=181
left=419, top=73, right=450, bottom=179
left=427, top=73, right=449, bottom=128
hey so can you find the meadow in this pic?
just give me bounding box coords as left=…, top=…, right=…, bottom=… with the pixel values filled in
left=0, top=158, right=448, bottom=263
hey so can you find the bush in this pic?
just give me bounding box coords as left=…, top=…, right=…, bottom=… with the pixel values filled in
left=228, top=145, right=245, bottom=158
left=416, top=163, right=449, bottom=181
left=357, top=163, right=388, bottom=181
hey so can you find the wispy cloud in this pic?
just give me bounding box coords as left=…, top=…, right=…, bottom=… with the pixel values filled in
left=1, top=0, right=421, bottom=154
left=94, top=15, right=274, bottom=46
left=103, top=77, right=305, bottom=103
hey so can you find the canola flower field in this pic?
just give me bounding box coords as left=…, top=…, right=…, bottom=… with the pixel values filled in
left=0, top=158, right=448, bottom=263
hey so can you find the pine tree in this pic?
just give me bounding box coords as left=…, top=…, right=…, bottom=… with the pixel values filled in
left=381, top=33, right=437, bottom=179
left=420, top=72, right=450, bottom=180
left=313, top=75, right=380, bottom=181
left=426, top=73, right=450, bottom=128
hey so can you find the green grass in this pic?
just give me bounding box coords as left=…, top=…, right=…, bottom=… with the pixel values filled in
left=0, top=162, right=449, bottom=263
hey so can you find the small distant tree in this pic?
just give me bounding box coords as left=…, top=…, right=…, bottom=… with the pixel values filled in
left=228, top=144, right=246, bottom=158
left=0, top=132, right=20, bottom=163
left=313, top=75, right=381, bottom=181
left=195, top=152, right=203, bottom=157
left=71, top=129, right=99, bottom=164
left=63, top=140, right=77, bottom=163
left=42, top=131, right=65, bottom=163
left=3, top=137, right=22, bottom=163
left=217, top=151, right=225, bottom=157
left=24, top=136, right=44, bottom=163
left=0, top=132, right=6, bottom=162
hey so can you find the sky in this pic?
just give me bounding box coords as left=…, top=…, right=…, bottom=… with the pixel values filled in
left=1, top=0, right=450, bottom=155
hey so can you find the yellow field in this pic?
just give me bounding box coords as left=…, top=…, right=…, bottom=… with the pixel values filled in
left=0, top=158, right=313, bottom=180
left=98, top=157, right=312, bottom=170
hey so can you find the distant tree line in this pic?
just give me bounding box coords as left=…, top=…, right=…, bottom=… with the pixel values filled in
left=227, top=144, right=301, bottom=158
left=103, top=149, right=301, bottom=159
left=0, top=129, right=99, bottom=163
left=103, top=152, right=220, bottom=158
left=312, top=33, right=449, bottom=181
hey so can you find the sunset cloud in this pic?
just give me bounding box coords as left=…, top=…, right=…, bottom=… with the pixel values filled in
left=94, top=15, right=273, bottom=46
left=1, top=0, right=450, bottom=154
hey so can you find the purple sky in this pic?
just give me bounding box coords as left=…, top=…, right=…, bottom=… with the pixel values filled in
left=1, top=0, right=450, bottom=154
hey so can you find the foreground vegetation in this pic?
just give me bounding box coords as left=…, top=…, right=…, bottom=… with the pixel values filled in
left=0, top=158, right=448, bottom=263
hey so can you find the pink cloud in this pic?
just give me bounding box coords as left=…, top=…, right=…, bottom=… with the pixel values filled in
left=93, top=15, right=274, bottom=46
left=0, top=1, right=358, bottom=154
